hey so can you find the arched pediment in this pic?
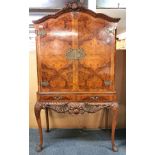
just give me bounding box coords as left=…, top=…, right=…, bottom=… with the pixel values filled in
left=33, top=2, right=120, bottom=24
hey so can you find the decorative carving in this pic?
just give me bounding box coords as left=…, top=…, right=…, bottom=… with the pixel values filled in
left=36, top=101, right=118, bottom=115
left=65, top=1, right=84, bottom=10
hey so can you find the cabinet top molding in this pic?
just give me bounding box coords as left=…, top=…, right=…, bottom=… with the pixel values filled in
left=33, top=2, right=120, bottom=24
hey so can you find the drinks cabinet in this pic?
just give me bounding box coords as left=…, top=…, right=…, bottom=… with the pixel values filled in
left=33, top=1, right=120, bottom=152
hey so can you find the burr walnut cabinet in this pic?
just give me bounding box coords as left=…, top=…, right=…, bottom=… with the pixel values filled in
left=33, top=2, right=120, bottom=152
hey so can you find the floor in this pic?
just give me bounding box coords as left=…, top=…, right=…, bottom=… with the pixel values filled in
left=29, top=128, right=126, bottom=155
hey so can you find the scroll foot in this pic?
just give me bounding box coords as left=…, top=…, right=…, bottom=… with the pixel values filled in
left=35, top=144, right=42, bottom=152
left=112, top=145, right=118, bottom=152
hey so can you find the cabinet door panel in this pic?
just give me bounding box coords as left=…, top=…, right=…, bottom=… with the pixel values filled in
left=37, top=13, right=74, bottom=92
left=77, top=13, right=115, bottom=91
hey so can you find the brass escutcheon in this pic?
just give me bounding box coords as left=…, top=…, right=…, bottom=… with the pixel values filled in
left=65, top=48, right=85, bottom=60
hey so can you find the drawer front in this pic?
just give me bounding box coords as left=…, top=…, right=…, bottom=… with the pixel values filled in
left=38, top=93, right=116, bottom=102
left=38, top=95, right=75, bottom=102
left=76, top=95, right=114, bottom=102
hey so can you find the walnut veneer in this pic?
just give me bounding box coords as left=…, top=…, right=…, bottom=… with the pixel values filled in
left=33, top=2, right=120, bottom=152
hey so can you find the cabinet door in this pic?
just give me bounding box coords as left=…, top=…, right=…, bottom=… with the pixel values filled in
left=36, top=13, right=74, bottom=92
left=77, top=12, right=116, bottom=92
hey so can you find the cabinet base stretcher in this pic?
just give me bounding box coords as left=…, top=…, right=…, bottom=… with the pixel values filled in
left=34, top=101, right=119, bottom=152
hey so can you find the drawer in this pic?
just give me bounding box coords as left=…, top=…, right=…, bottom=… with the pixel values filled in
left=38, top=95, right=74, bottom=102
left=76, top=95, right=113, bottom=102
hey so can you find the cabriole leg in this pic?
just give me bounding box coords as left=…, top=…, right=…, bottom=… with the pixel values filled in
left=45, top=108, right=49, bottom=132
left=111, top=103, right=119, bottom=152
left=34, top=102, right=43, bottom=152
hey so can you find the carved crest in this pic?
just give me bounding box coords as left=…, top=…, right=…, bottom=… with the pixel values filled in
left=65, top=1, right=84, bottom=10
